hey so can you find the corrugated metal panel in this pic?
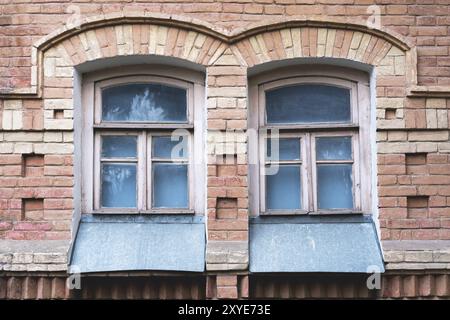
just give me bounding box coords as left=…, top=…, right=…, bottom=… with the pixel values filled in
left=250, top=273, right=450, bottom=299
left=382, top=274, right=450, bottom=299
left=249, top=215, right=384, bottom=273
left=0, top=275, right=206, bottom=300
left=0, top=273, right=448, bottom=299
left=70, top=215, right=205, bottom=273
left=250, top=275, right=376, bottom=299
left=76, top=276, right=206, bottom=299
left=0, top=276, right=71, bottom=299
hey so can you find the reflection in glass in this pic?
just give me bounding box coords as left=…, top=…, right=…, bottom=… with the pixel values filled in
left=266, top=165, right=301, bottom=210
left=101, top=136, right=137, bottom=158
left=266, top=84, right=351, bottom=124
left=102, top=83, right=187, bottom=122
left=153, top=164, right=188, bottom=208
left=316, top=136, right=352, bottom=160
left=152, top=136, right=188, bottom=159
left=101, top=164, right=136, bottom=208
left=267, top=138, right=300, bottom=161
left=317, top=164, right=353, bottom=209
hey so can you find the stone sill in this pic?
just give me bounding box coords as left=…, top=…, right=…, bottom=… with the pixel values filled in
left=0, top=240, right=69, bottom=272
left=2, top=239, right=450, bottom=273
left=383, top=240, right=450, bottom=271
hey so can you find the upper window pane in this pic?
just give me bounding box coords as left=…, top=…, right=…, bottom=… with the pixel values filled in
left=102, top=83, right=187, bottom=122
left=316, top=136, right=352, bottom=161
left=101, top=136, right=137, bottom=158
left=266, top=138, right=301, bottom=161
left=265, top=84, right=351, bottom=124
left=152, top=136, right=188, bottom=159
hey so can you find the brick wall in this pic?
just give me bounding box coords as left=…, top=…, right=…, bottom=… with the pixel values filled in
left=1, top=1, right=450, bottom=90
left=1, top=0, right=450, bottom=299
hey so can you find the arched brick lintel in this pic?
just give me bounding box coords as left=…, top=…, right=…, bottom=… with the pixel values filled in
left=35, top=13, right=411, bottom=53
left=2, top=13, right=414, bottom=98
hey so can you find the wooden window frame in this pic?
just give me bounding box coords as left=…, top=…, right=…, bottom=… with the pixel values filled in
left=249, top=65, right=372, bottom=216
left=310, top=131, right=361, bottom=214
left=260, top=132, right=309, bottom=215
left=259, top=77, right=359, bottom=128
left=81, top=65, right=205, bottom=215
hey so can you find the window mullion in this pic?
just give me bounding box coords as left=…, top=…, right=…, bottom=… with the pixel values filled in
left=147, top=134, right=152, bottom=211
left=305, top=132, right=315, bottom=213
left=139, top=131, right=147, bottom=212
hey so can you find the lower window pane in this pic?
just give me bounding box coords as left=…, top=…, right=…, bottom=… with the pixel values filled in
left=317, top=164, right=353, bottom=209
left=153, top=163, right=188, bottom=208
left=266, top=165, right=301, bottom=210
left=101, top=164, right=137, bottom=208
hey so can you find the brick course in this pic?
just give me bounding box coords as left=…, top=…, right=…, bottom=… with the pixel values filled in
left=0, top=0, right=450, bottom=299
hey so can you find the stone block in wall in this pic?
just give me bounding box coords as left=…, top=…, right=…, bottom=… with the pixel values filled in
left=206, top=241, right=248, bottom=271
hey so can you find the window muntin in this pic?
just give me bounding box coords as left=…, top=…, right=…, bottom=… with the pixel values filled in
left=266, top=137, right=303, bottom=210
left=265, top=84, right=351, bottom=124
left=101, top=83, right=187, bottom=123
left=99, top=134, right=138, bottom=208
left=150, top=135, right=189, bottom=209
left=95, top=131, right=191, bottom=212
left=315, top=136, right=354, bottom=210
left=262, top=134, right=308, bottom=214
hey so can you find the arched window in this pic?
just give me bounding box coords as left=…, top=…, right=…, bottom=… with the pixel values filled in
left=81, top=66, right=205, bottom=214
left=249, top=65, right=373, bottom=215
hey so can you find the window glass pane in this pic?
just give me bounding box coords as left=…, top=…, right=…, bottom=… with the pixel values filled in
left=316, top=136, right=352, bottom=160
left=153, top=164, right=188, bottom=208
left=102, top=83, right=187, bottom=122
left=266, top=165, right=301, bottom=210
left=101, top=164, right=136, bottom=208
left=152, top=136, right=188, bottom=159
left=101, top=136, right=137, bottom=158
left=266, top=138, right=300, bottom=161
left=266, top=84, right=351, bottom=124
left=317, top=164, right=353, bottom=209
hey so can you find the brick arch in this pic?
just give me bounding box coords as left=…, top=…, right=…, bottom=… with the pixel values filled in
left=30, top=15, right=231, bottom=99
left=45, top=24, right=226, bottom=70
left=39, top=22, right=230, bottom=131
left=19, top=14, right=415, bottom=98
left=233, top=26, right=408, bottom=70
left=231, top=26, right=416, bottom=131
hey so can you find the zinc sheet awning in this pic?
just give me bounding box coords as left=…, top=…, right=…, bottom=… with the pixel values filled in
left=250, top=215, right=384, bottom=273
left=70, top=215, right=205, bottom=273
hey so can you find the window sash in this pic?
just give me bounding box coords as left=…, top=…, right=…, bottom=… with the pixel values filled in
left=259, top=128, right=361, bottom=215
left=260, top=133, right=309, bottom=215
left=94, top=75, right=195, bottom=127
left=258, top=77, right=359, bottom=128
left=93, top=130, right=193, bottom=214
left=146, top=134, right=191, bottom=211
left=311, top=132, right=361, bottom=214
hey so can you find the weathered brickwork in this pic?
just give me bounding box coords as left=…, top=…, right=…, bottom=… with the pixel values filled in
left=0, top=1, right=450, bottom=299
left=1, top=1, right=450, bottom=89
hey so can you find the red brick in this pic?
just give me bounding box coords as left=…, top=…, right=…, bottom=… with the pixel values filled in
left=217, top=286, right=238, bottom=299
left=217, top=275, right=237, bottom=287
